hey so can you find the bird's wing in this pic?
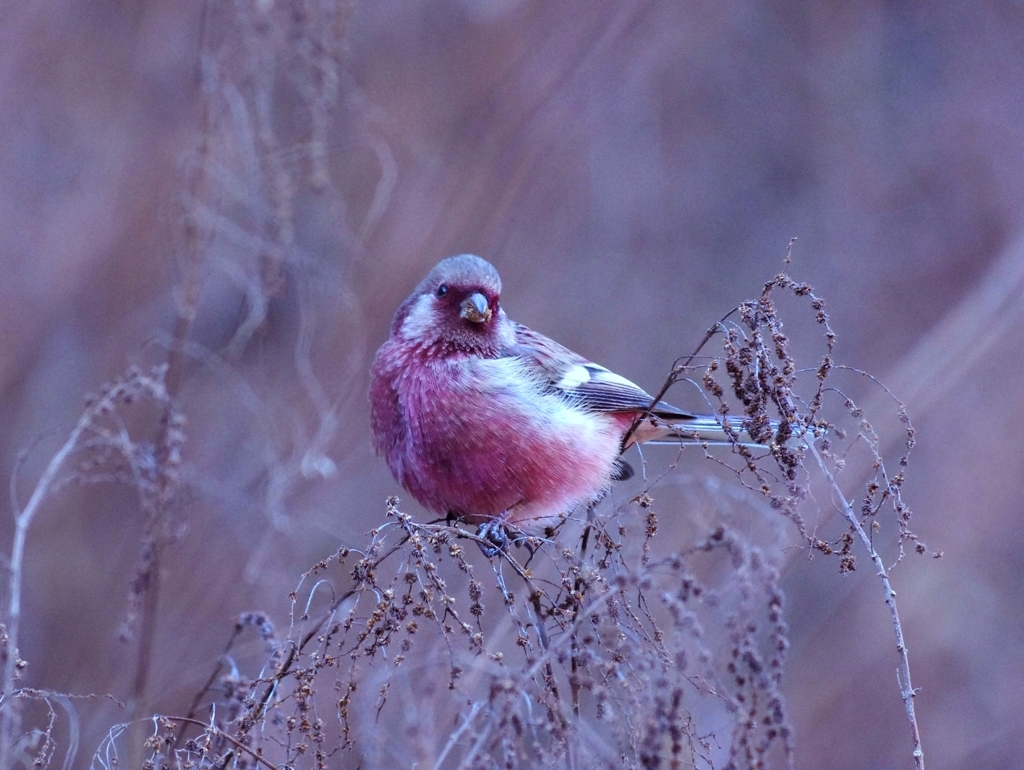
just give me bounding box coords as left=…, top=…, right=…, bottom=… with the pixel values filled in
left=508, top=322, right=693, bottom=418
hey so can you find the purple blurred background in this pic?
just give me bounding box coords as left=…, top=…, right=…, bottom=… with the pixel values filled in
left=2, top=1, right=1023, bottom=767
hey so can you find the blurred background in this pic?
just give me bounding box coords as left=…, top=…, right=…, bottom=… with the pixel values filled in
left=2, top=0, right=1023, bottom=767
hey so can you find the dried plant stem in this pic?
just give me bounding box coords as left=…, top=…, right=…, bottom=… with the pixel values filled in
left=247, top=533, right=412, bottom=724
left=809, top=445, right=924, bottom=769
left=621, top=310, right=736, bottom=449
left=1, top=413, right=95, bottom=768
left=130, top=549, right=162, bottom=702
left=431, top=701, right=484, bottom=770
left=162, top=716, right=282, bottom=770
left=125, top=0, right=210, bottom=753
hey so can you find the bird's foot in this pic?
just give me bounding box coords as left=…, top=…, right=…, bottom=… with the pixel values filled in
left=475, top=520, right=511, bottom=557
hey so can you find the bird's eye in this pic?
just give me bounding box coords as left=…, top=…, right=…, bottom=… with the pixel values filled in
left=436, top=284, right=448, bottom=297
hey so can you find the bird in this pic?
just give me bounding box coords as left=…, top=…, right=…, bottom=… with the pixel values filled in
left=369, top=254, right=773, bottom=545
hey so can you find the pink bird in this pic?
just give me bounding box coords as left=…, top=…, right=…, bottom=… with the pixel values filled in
left=369, top=255, right=768, bottom=544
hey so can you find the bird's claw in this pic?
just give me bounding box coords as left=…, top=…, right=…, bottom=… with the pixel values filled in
left=475, top=520, right=511, bottom=557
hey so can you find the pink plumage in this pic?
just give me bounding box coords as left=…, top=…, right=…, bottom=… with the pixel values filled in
left=369, top=254, right=754, bottom=529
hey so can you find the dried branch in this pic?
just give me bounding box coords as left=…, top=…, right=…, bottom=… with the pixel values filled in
left=809, top=444, right=924, bottom=769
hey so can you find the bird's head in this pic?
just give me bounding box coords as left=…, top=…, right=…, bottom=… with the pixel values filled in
left=391, top=254, right=512, bottom=355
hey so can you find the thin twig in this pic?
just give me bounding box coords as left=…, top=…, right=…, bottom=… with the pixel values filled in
left=126, top=7, right=211, bottom=757
left=162, top=716, right=282, bottom=770
left=431, top=700, right=484, bottom=770
left=621, top=309, right=738, bottom=448
left=809, top=445, right=924, bottom=769
left=247, top=532, right=412, bottom=724
left=1, top=404, right=100, bottom=768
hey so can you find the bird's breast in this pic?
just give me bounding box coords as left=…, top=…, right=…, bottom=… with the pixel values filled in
left=373, top=349, right=626, bottom=524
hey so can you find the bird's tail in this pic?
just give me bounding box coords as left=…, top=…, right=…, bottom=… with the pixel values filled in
left=630, top=414, right=817, bottom=449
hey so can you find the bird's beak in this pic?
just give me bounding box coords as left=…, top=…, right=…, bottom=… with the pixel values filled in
left=460, top=292, right=492, bottom=323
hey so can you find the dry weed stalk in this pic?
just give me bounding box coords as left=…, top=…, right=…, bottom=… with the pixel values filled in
left=1, top=365, right=184, bottom=769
